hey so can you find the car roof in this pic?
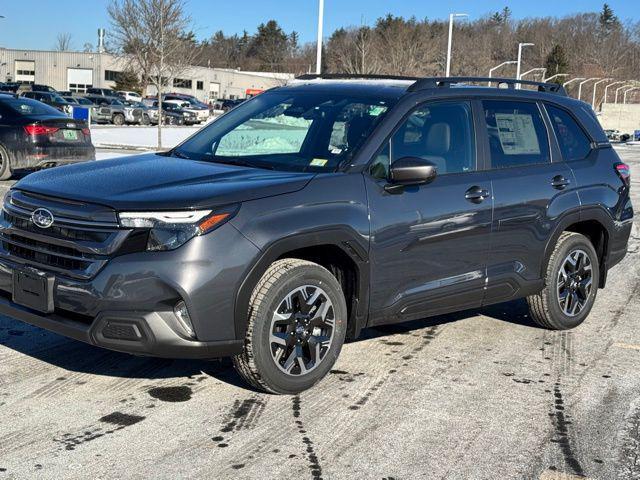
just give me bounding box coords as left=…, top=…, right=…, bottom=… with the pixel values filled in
left=281, top=75, right=608, bottom=144
left=279, top=78, right=414, bottom=101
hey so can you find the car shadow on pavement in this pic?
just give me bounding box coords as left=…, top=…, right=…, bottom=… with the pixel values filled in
left=0, top=298, right=539, bottom=390
left=360, top=298, right=539, bottom=341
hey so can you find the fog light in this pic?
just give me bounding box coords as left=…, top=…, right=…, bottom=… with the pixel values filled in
left=174, top=301, right=196, bottom=338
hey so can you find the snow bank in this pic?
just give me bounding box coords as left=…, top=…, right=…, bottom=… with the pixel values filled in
left=91, top=126, right=202, bottom=149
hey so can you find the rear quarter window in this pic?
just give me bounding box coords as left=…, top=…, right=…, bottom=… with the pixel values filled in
left=545, top=104, right=592, bottom=161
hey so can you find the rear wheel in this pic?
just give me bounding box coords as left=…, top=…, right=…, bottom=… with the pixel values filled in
left=233, top=259, right=348, bottom=394
left=0, top=145, right=13, bottom=180
left=527, top=232, right=599, bottom=330
left=141, top=114, right=151, bottom=126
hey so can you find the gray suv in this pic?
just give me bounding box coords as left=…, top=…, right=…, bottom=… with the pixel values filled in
left=0, top=75, right=633, bottom=394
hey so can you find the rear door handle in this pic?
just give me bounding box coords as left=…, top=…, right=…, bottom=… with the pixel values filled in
left=465, top=186, right=490, bottom=203
left=551, top=175, right=571, bottom=190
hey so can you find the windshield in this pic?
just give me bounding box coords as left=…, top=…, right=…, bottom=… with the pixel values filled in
left=173, top=91, right=396, bottom=172
left=1, top=97, right=64, bottom=116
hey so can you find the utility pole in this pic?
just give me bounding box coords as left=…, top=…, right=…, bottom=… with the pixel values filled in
left=516, top=43, right=534, bottom=89
left=445, top=13, right=468, bottom=77
left=315, top=0, right=324, bottom=75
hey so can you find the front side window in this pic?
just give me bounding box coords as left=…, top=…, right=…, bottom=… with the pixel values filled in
left=482, top=100, right=550, bottom=168
left=545, top=104, right=592, bottom=161
left=370, top=101, right=475, bottom=179
left=174, top=91, right=396, bottom=172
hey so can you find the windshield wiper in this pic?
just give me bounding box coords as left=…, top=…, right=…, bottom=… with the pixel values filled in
left=170, top=149, right=192, bottom=160
left=211, top=158, right=276, bottom=171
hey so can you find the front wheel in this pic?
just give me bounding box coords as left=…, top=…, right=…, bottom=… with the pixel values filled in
left=112, top=113, right=125, bottom=126
left=527, top=232, right=599, bottom=330
left=233, top=259, right=348, bottom=394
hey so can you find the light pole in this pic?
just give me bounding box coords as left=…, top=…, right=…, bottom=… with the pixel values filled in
left=315, top=0, right=324, bottom=75
left=577, top=78, right=600, bottom=101
left=520, top=67, right=547, bottom=80
left=604, top=81, right=626, bottom=104
left=591, top=78, right=611, bottom=109
left=615, top=84, right=634, bottom=103
left=516, top=42, right=534, bottom=88
left=623, top=87, right=639, bottom=104
left=488, top=61, right=517, bottom=85
left=445, top=13, right=468, bottom=77
left=543, top=73, right=569, bottom=83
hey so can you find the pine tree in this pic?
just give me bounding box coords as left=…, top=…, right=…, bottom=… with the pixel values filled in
left=599, top=3, right=620, bottom=36
left=544, top=44, right=569, bottom=81
left=114, top=69, right=142, bottom=94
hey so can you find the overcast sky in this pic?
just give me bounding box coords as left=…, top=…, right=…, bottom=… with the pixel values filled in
left=0, top=0, right=638, bottom=51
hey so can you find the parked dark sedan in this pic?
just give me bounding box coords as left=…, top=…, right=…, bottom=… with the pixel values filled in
left=20, top=92, right=73, bottom=116
left=0, top=95, right=95, bottom=179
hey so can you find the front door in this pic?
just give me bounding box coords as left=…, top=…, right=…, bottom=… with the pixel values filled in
left=366, top=100, right=493, bottom=325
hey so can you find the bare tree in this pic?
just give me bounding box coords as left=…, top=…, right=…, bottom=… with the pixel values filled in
left=108, top=0, right=198, bottom=148
left=55, top=33, right=73, bottom=52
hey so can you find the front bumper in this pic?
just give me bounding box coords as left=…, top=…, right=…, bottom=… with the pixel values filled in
left=0, top=222, right=259, bottom=359
left=0, top=296, right=242, bottom=358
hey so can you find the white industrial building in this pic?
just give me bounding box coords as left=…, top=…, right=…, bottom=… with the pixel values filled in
left=0, top=47, right=293, bottom=101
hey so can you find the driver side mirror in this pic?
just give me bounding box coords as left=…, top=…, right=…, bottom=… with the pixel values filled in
left=387, top=157, right=437, bottom=191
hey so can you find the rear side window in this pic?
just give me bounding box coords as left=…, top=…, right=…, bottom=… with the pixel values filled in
left=545, top=104, right=592, bottom=161
left=482, top=100, right=550, bottom=169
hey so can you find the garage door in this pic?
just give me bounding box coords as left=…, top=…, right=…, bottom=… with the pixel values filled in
left=209, top=82, right=221, bottom=99
left=15, top=60, right=35, bottom=84
left=68, top=68, right=94, bottom=93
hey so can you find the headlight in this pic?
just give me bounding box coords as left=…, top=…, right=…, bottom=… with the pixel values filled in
left=118, top=206, right=238, bottom=251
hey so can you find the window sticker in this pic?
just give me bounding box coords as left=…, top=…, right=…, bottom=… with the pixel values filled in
left=494, top=113, right=541, bottom=155
left=369, top=106, right=387, bottom=117
left=310, top=158, right=328, bottom=167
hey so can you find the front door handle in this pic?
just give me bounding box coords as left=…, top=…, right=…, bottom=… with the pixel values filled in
left=465, top=186, right=490, bottom=203
left=551, top=175, right=571, bottom=190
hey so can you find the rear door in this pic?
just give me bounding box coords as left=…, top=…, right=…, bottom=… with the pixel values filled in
left=366, top=99, right=493, bottom=325
left=480, top=99, right=580, bottom=304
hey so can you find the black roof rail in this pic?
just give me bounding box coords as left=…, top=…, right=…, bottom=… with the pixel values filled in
left=407, top=76, right=567, bottom=96
left=296, top=73, right=421, bottom=82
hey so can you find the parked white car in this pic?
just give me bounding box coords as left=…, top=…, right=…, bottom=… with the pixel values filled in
left=118, top=91, right=143, bottom=102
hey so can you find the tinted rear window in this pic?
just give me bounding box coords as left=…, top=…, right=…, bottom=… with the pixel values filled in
left=0, top=97, right=64, bottom=116
left=545, top=104, right=592, bottom=161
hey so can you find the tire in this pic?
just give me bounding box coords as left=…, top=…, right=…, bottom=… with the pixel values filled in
left=141, top=114, right=151, bottom=126
left=233, top=258, right=348, bottom=394
left=112, top=113, right=125, bottom=126
left=0, top=144, right=13, bottom=180
left=527, top=232, right=600, bottom=330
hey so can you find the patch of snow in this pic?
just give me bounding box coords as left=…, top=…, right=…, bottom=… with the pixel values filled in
left=91, top=125, right=204, bottom=149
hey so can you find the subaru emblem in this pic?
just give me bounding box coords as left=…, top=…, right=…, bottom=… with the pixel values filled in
left=31, top=208, right=54, bottom=229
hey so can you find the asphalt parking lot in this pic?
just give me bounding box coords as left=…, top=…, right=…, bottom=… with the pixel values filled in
left=0, top=147, right=639, bottom=480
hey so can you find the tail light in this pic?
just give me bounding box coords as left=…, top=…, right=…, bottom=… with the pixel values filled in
left=24, top=125, right=60, bottom=136
left=82, top=128, right=91, bottom=136
left=615, top=162, right=631, bottom=187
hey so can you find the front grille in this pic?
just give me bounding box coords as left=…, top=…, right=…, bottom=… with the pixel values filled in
left=0, top=191, right=137, bottom=279
left=4, top=212, right=110, bottom=243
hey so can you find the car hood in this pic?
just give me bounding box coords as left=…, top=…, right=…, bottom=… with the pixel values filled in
left=14, top=153, right=316, bottom=210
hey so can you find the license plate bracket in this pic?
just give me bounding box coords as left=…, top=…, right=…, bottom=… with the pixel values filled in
left=12, top=269, right=55, bottom=313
